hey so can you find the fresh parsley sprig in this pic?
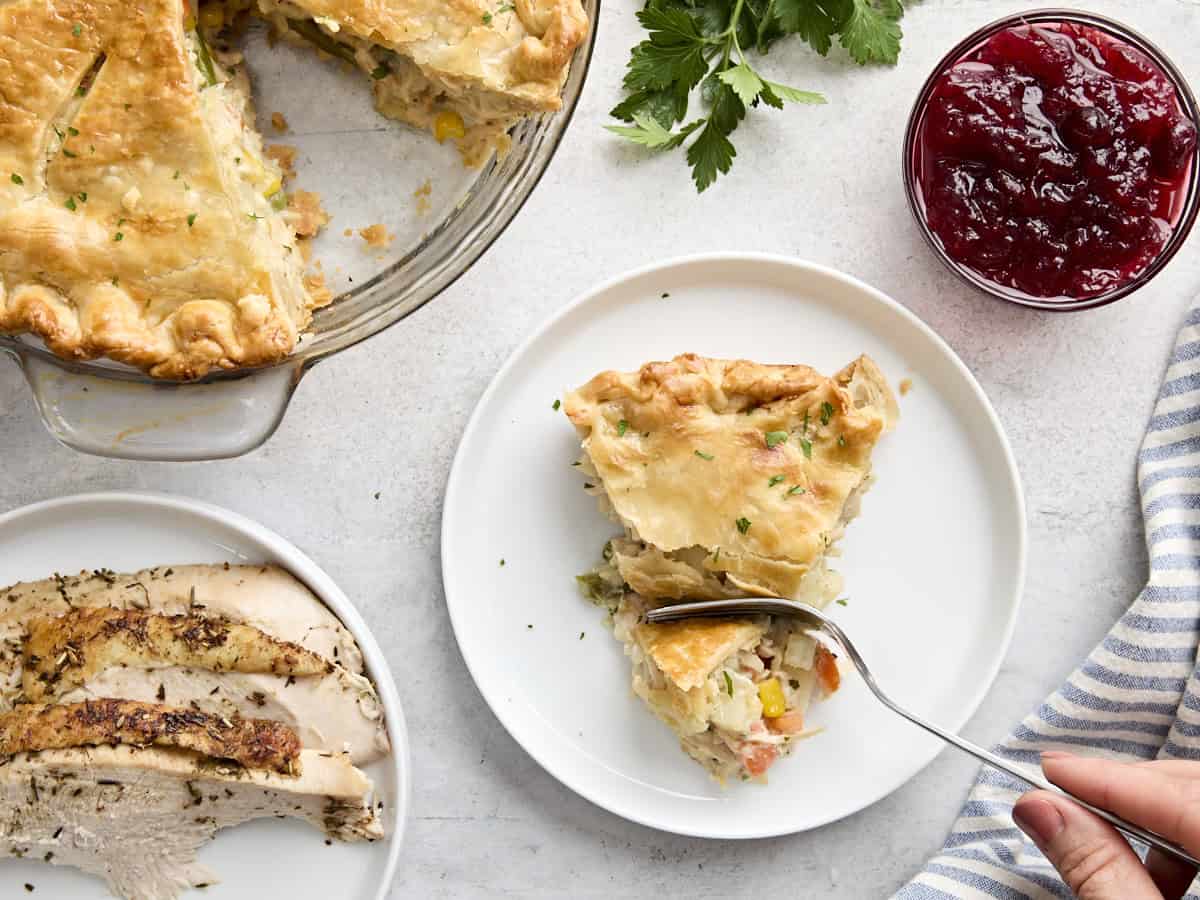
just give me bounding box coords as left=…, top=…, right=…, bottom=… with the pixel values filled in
left=607, top=0, right=907, bottom=191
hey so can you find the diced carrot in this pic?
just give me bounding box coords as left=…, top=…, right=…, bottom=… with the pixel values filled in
left=816, top=645, right=841, bottom=695
left=766, top=710, right=806, bottom=735
left=739, top=742, right=779, bottom=777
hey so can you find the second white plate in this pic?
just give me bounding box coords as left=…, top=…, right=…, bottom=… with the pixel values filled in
left=0, top=492, right=409, bottom=898
left=442, top=254, right=1026, bottom=838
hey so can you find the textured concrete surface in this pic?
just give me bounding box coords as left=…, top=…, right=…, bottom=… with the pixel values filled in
left=2, top=0, right=1200, bottom=895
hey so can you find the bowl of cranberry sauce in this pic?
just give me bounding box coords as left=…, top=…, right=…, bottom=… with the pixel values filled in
left=904, top=11, right=1200, bottom=310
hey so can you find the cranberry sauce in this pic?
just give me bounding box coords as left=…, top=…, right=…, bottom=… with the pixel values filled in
left=912, top=22, right=1197, bottom=301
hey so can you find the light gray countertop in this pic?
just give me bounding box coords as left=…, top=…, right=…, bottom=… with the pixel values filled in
left=2, top=0, right=1199, bottom=895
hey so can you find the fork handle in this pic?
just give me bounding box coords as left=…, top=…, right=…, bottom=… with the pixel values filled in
left=874, top=691, right=1200, bottom=868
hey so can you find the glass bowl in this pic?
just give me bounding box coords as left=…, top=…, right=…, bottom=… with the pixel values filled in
left=0, top=6, right=599, bottom=460
left=902, top=9, right=1200, bottom=312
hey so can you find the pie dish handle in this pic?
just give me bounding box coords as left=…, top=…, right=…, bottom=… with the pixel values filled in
left=13, top=351, right=306, bottom=461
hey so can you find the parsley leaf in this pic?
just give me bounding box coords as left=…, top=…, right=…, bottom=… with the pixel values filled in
left=836, top=597, right=848, bottom=606
left=799, top=438, right=813, bottom=459
left=606, top=113, right=703, bottom=150
left=624, top=6, right=710, bottom=93
left=552, top=399, right=561, bottom=411
left=717, top=63, right=763, bottom=106
left=787, top=485, right=806, bottom=496
left=723, top=671, right=734, bottom=695
left=609, top=0, right=906, bottom=190
left=735, top=517, right=751, bottom=534
left=820, top=401, right=834, bottom=425
left=764, top=430, right=788, bottom=448
left=10, top=173, right=22, bottom=185
left=840, top=0, right=903, bottom=65
left=695, top=450, right=715, bottom=461
left=768, top=474, right=786, bottom=487
left=617, top=419, right=629, bottom=437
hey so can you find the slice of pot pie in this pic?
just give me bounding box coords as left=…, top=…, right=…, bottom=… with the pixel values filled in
left=564, top=354, right=897, bottom=781
left=0, top=0, right=314, bottom=380
left=255, top=0, right=589, bottom=166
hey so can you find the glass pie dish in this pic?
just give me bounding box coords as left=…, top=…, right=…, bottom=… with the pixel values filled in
left=0, top=9, right=598, bottom=461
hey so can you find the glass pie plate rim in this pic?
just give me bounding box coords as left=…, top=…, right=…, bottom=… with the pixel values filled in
left=0, top=0, right=600, bottom=460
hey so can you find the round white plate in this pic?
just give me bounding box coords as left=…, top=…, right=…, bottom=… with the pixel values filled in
left=442, top=253, right=1026, bottom=838
left=0, top=492, right=409, bottom=897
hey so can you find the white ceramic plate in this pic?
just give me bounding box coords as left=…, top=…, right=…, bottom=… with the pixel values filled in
left=0, top=492, right=409, bottom=897
left=442, top=253, right=1026, bottom=838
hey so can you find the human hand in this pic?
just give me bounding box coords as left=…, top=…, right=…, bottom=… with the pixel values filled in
left=1012, top=751, right=1200, bottom=899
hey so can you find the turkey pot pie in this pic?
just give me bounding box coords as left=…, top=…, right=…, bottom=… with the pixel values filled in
left=0, top=0, right=586, bottom=379
left=563, top=354, right=897, bottom=781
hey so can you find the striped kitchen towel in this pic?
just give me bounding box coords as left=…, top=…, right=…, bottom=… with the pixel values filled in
left=899, top=305, right=1200, bottom=900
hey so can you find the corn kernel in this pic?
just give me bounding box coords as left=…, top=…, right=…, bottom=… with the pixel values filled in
left=757, top=678, right=786, bottom=718
left=433, top=111, right=466, bottom=143
left=198, top=5, right=224, bottom=28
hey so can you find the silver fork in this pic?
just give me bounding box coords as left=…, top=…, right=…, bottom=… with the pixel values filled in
left=643, top=597, right=1200, bottom=869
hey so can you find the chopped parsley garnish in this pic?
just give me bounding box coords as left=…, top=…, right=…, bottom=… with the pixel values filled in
left=768, top=474, right=785, bottom=487
left=77, top=191, right=87, bottom=202
left=735, top=517, right=751, bottom=535
left=61, top=148, right=77, bottom=158
left=187, top=213, right=197, bottom=227
left=271, top=193, right=287, bottom=211
left=481, top=12, right=492, bottom=23
left=53, top=126, right=64, bottom=140
left=617, top=419, right=629, bottom=436
left=552, top=398, right=561, bottom=411
left=247, top=213, right=262, bottom=220
left=499, top=559, right=506, bottom=567
left=113, top=231, right=124, bottom=242
left=64, top=197, right=76, bottom=211
left=67, top=127, right=79, bottom=137
left=76, top=85, right=86, bottom=96
left=723, top=671, right=733, bottom=696
left=836, top=598, right=848, bottom=606
left=787, top=485, right=806, bottom=496
left=10, top=173, right=22, bottom=185
left=72, top=22, right=82, bottom=36
left=173, top=170, right=181, bottom=180
left=820, top=401, right=834, bottom=426
left=117, top=218, right=125, bottom=226
left=764, top=430, right=788, bottom=448
left=694, top=450, right=714, bottom=461
left=371, top=65, right=390, bottom=80
left=579, top=631, right=585, bottom=640
left=838, top=435, right=846, bottom=447
left=111, top=276, right=119, bottom=286
left=799, top=438, right=813, bottom=459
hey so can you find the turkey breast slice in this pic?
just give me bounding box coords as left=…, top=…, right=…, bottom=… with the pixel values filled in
left=0, top=744, right=381, bottom=900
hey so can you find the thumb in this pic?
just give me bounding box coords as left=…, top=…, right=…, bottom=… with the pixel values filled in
left=1013, top=792, right=1163, bottom=899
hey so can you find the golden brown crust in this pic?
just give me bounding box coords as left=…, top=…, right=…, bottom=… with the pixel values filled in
left=633, top=617, right=763, bottom=692
left=276, top=0, right=587, bottom=104
left=0, top=699, right=302, bottom=773
left=0, top=0, right=310, bottom=379
left=564, top=354, right=897, bottom=599
left=21, top=607, right=333, bottom=703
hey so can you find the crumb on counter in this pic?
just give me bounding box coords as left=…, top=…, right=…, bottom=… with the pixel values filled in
left=358, top=224, right=394, bottom=248
left=899, top=378, right=913, bottom=396
left=266, top=144, right=297, bottom=179
left=343, top=228, right=353, bottom=237
left=270, top=111, right=289, bottom=133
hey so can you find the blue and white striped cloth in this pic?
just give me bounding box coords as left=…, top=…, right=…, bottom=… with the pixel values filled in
left=900, top=306, right=1200, bottom=900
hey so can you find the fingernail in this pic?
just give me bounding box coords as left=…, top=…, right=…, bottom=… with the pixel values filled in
left=1040, top=750, right=1074, bottom=761
left=1013, top=798, right=1066, bottom=848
